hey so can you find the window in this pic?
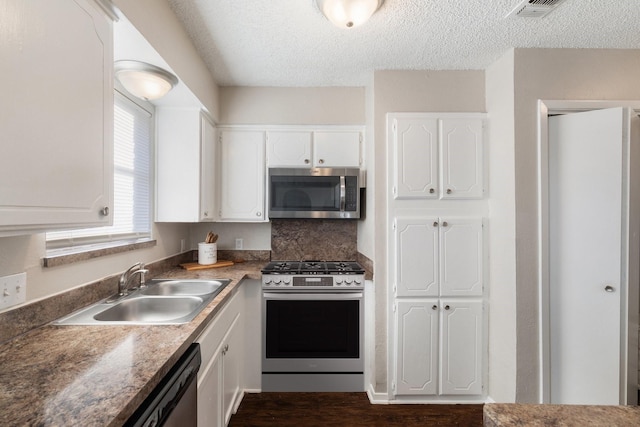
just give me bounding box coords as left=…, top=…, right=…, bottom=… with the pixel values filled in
left=46, top=91, right=152, bottom=249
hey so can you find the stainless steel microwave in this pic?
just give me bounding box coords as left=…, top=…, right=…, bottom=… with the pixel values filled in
left=268, top=168, right=360, bottom=219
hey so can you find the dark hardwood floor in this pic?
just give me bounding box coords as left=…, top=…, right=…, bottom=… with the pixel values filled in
left=228, top=392, right=484, bottom=426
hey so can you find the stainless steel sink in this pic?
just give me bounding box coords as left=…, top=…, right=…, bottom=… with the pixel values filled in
left=54, top=278, right=231, bottom=325
left=94, top=296, right=204, bottom=322
left=142, top=279, right=231, bottom=296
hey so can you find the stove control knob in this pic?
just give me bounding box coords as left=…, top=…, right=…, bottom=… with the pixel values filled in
left=283, top=277, right=291, bottom=285
left=335, top=277, right=344, bottom=285
left=345, top=278, right=353, bottom=285
left=274, top=278, right=282, bottom=285
left=354, top=279, right=362, bottom=285
left=264, top=278, right=272, bottom=285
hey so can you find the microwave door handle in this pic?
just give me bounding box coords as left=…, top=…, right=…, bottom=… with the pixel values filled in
left=340, top=176, right=346, bottom=211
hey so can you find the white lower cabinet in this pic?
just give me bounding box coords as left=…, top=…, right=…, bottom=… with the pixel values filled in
left=394, top=299, right=483, bottom=398
left=196, top=290, right=244, bottom=426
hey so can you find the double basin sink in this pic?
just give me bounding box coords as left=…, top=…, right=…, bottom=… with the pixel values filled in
left=54, top=279, right=231, bottom=325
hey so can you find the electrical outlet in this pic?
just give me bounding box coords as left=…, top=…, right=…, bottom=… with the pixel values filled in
left=235, top=238, right=243, bottom=250
left=0, top=272, right=26, bottom=310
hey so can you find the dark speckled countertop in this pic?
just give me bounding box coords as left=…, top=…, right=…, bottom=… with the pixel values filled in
left=484, top=403, right=640, bottom=426
left=0, top=262, right=263, bottom=427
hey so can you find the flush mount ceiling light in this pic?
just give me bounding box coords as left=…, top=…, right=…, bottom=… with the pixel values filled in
left=316, top=0, right=384, bottom=29
left=114, top=60, right=178, bottom=101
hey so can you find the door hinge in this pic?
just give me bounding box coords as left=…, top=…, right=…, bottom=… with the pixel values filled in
left=392, top=283, right=397, bottom=294
left=392, top=220, right=397, bottom=230
left=392, top=302, right=397, bottom=313
left=392, top=186, right=397, bottom=196
left=392, top=120, right=397, bottom=133
left=391, top=382, right=396, bottom=392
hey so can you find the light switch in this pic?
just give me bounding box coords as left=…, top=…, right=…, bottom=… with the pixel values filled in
left=0, top=272, right=26, bottom=310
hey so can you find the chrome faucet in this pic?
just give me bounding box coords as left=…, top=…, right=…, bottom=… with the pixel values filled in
left=118, top=262, right=149, bottom=296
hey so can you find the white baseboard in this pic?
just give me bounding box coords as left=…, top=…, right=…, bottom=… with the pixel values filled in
left=366, top=383, right=390, bottom=404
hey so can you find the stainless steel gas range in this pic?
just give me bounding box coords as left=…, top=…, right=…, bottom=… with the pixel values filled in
left=261, top=260, right=365, bottom=392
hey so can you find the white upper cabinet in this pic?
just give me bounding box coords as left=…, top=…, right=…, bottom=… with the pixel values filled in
left=266, top=131, right=313, bottom=167
left=266, top=129, right=361, bottom=168
left=391, top=115, right=483, bottom=200
left=0, top=0, right=114, bottom=235
left=440, top=119, right=483, bottom=199
left=219, top=129, right=266, bottom=221
left=312, top=131, right=361, bottom=167
left=156, top=109, right=217, bottom=222
left=393, top=119, right=439, bottom=199
left=395, top=217, right=483, bottom=297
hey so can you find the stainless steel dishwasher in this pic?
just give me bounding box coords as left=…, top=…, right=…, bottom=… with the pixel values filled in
left=125, top=343, right=201, bottom=427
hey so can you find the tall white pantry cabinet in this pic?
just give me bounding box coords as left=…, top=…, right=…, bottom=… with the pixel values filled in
left=387, top=113, right=487, bottom=402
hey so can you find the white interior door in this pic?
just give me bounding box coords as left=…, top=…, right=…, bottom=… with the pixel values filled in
left=548, top=108, right=625, bottom=404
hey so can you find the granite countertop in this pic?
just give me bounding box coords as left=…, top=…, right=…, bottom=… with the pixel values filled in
left=484, top=403, right=640, bottom=426
left=0, top=261, right=263, bottom=427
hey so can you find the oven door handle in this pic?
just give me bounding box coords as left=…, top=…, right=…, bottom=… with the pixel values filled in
left=339, top=175, right=346, bottom=211
left=263, top=292, right=363, bottom=300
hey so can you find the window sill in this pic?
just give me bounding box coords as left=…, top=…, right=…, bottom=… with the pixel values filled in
left=43, top=238, right=157, bottom=268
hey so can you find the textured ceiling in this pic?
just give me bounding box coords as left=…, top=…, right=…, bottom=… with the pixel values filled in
left=166, top=0, right=640, bottom=87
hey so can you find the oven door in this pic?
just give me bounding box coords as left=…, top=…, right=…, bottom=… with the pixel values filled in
left=262, top=291, right=364, bottom=373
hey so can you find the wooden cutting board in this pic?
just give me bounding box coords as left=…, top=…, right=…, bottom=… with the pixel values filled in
left=180, top=260, right=234, bottom=270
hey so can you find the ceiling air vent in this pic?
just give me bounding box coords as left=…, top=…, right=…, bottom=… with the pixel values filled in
left=506, top=0, right=568, bottom=19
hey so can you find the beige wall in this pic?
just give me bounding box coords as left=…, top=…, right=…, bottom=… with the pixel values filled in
left=512, top=48, right=640, bottom=402
left=372, top=70, right=486, bottom=392
left=219, top=86, right=365, bottom=125
left=486, top=49, right=517, bottom=402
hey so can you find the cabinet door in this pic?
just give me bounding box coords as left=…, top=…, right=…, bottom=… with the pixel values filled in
left=440, top=300, right=483, bottom=395
left=222, top=313, right=242, bottom=425
left=439, top=218, right=483, bottom=297
left=392, top=118, right=438, bottom=199
left=156, top=108, right=202, bottom=222
left=395, top=300, right=439, bottom=395
left=266, top=131, right=312, bottom=167
left=219, top=130, right=266, bottom=221
left=0, top=0, right=113, bottom=234
left=200, top=115, right=217, bottom=221
left=313, top=131, right=361, bottom=167
left=395, top=218, right=439, bottom=297
left=197, top=345, right=223, bottom=427
left=440, top=119, right=483, bottom=199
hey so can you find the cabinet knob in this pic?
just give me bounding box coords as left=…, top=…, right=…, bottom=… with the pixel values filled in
left=429, top=188, right=435, bottom=194
left=203, top=211, right=209, bottom=217
left=433, top=221, right=438, bottom=227
left=444, top=305, right=451, bottom=310
left=256, top=212, right=262, bottom=217
left=605, top=285, right=615, bottom=292
left=319, top=159, right=324, bottom=164
left=442, top=221, right=448, bottom=227
left=432, top=305, right=437, bottom=310
left=304, top=159, right=310, bottom=164
left=446, top=188, right=452, bottom=194
left=100, top=206, right=109, bottom=216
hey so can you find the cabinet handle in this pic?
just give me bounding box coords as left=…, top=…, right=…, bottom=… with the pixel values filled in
left=100, top=206, right=109, bottom=216
left=203, top=211, right=209, bottom=217
left=429, top=188, right=435, bottom=194
left=432, top=305, right=437, bottom=310
left=433, top=221, right=438, bottom=227
left=446, top=188, right=452, bottom=194
left=605, top=285, right=615, bottom=292
left=222, top=344, right=230, bottom=355
left=256, top=212, right=262, bottom=217
left=444, top=305, right=451, bottom=310
left=442, top=221, right=448, bottom=227
left=304, top=159, right=310, bottom=164
left=319, top=159, right=325, bottom=164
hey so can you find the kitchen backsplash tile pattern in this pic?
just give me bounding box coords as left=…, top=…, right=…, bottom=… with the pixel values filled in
left=270, top=219, right=357, bottom=261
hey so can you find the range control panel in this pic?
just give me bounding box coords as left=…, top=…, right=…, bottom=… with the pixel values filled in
left=262, top=275, right=364, bottom=289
